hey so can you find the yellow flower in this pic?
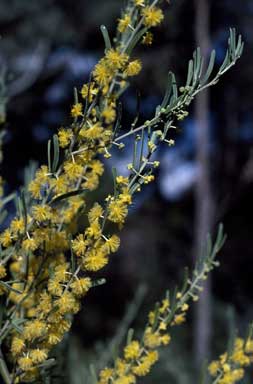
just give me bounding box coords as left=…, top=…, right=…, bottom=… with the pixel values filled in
left=134, top=0, right=145, bottom=6
left=104, top=235, right=120, bottom=253
left=85, top=219, right=102, bottom=239
left=173, top=313, right=186, bottom=325
left=79, top=123, right=104, bottom=140
left=125, top=60, right=142, bottom=77
left=83, top=251, right=108, bottom=272
left=108, top=199, right=128, bottom=224
left=102, top=106, right=116, bottom=124
left=72, top=234, right=87, bottom=256
left=58, top=128, right=73, bottom=148
left=143, top=328, right=161, bottom=349
left=142, top=32, right=153, bottom=45
left=70, top=277, right=92, bottom=297
left=32, top=205, right=52, bottom=222
left=124, top=340, right=140, bottom=360
left=160, top=334, right=171, bottom=346
left=30, top=349, right=48, bottom=364
left=88, top=203, right=103, bottom=223
left=99, top=367, right=113, bottom=384
left=55, top=291, right=78, bottom=315
left=51, top=175, right=69, bottom=195
left=132, top=350, right=158, bottom=376
left=90, top=160, right=104, bottom=176
left=0, top=264, right=6, bottom=279
left=81, top=82, right=98, bottom=101
left=208, top=361, right=220, bottom=376
left=105, top=49, right=129, bottom=70
left=10, top=218, right=25, bottom=235
left=23, top=320, right=47, bottom=341
left=142, top=6, right=164, bottom=27
left=116, top=176, right=128, bottom=185
left=48, top=279, right=63, bottom=296
left=11, top=337, right=25, bottom=356
left=22, top=237, right=38, bottom=252
left=71, top=103, right=83, bottom=118
left=18, top=356, right=33, bottom=371
left=118, top=14, right=131, bottom=33
left=93, top=60, right=111, bottom=86
left=0, top=229, right=12, bottom=247
left=64, top=161, right=83, bottom=181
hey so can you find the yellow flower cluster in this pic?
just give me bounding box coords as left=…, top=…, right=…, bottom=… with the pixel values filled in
left=97, top=292, right=192, bottom=384
left=209, top=337, right=253, bottom=384
left=98, top=297, right=171, bottom=384
left=0, top=0, right=166, bottom=381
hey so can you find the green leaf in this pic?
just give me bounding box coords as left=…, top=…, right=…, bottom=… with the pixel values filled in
left=161, top=72, right=173, bottom=108
left=100, top=25, right=112, bottom=51
left=126, top=27, right=148, bottom=55
left=127, top=328, right=134, bottom=345
left=186, top=59, right=194, bottom=87
left=47, top=139, right=52, bottom=173
left=92, top=278, right=106, bottom=288
left=20, top=189, right=28, bottom=230
left=201, top=50, right=216, bottom=85
left=0, top=281, right=23, bottom=294
left=52, top=134, right=60, bottom=173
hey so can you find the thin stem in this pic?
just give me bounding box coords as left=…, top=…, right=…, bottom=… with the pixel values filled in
left=0, top=349, right=11, bottom=384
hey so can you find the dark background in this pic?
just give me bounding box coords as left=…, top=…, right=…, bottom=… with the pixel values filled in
left=1, top=0, right=253, bottom=382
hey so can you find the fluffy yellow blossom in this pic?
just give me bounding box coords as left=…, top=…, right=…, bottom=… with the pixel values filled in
left=208, top=361, right=220, bottom=376
left=72, top=234, right=87, bottom=256
left=55, top=291, right=78, bottom=315
left=93, top=60, right=111, bottom=86
left=0, top=229, right=12, bottom=247
left=99, top=367, right=114, bottom=384
left=81, top=82, right=98, bottom=101
left=18, top=356, right=33, bottom=371
left=108, top=199, right=128, bottom=224
left=10, top=218, right=25, bottom=235
left=11, top=337, right=25, bottom=356
left=32, top=205, right=52, bottom=222
left=159, top=298, right=169, bottom=314
left=102, top=106, right=116, bottom=124
left=88, top=203, right=103, bottom=223
left=134, top=0, right=145, bottom=6
left=118, top=14, right=131, bottom=33
left=105, top=49, right=129, bottom=70
left=22, top=237, right=38, bottom=252
left=125, top=60, right=142, bottom=77
left=30, top=349, right=48, bottom=364
left=58, top=128, right=73, bottom=148
left=23, top=320, right=47, bottom=341
left=90, top=160, right=104, bottom=176
left=51, top=175, right=69, bottom=195
left=85, top=219, right=102, bottom=239
left=144, top=328, right=162, bottom=349
left=124, top=341, right=141, bottom=360
left=79, top=123, right=104, bottom=140
left=64, top=161, right=84, bottom=181
left=48, top=279, right=63, bottom=296
left=142, top=6, right=164, bottom=27
left=70, top=277, right=92, bottom=297
left=83, top=251, right=108, bottom=272
left=0, top=264, right=6, bottom=279
left=132, top=351, right=159, bottom=376
left=142, top=32, right=153, bottom=45
left=104, top=235, right=120, bottom=253
left=71, top=103, right=83, bottom=118
left=116, top=176, right=128, bottom=185
left=173, top=313, right=186, bottom=325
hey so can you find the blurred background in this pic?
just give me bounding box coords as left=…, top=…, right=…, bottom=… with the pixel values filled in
left=1, top=0, right=253, bottom=382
